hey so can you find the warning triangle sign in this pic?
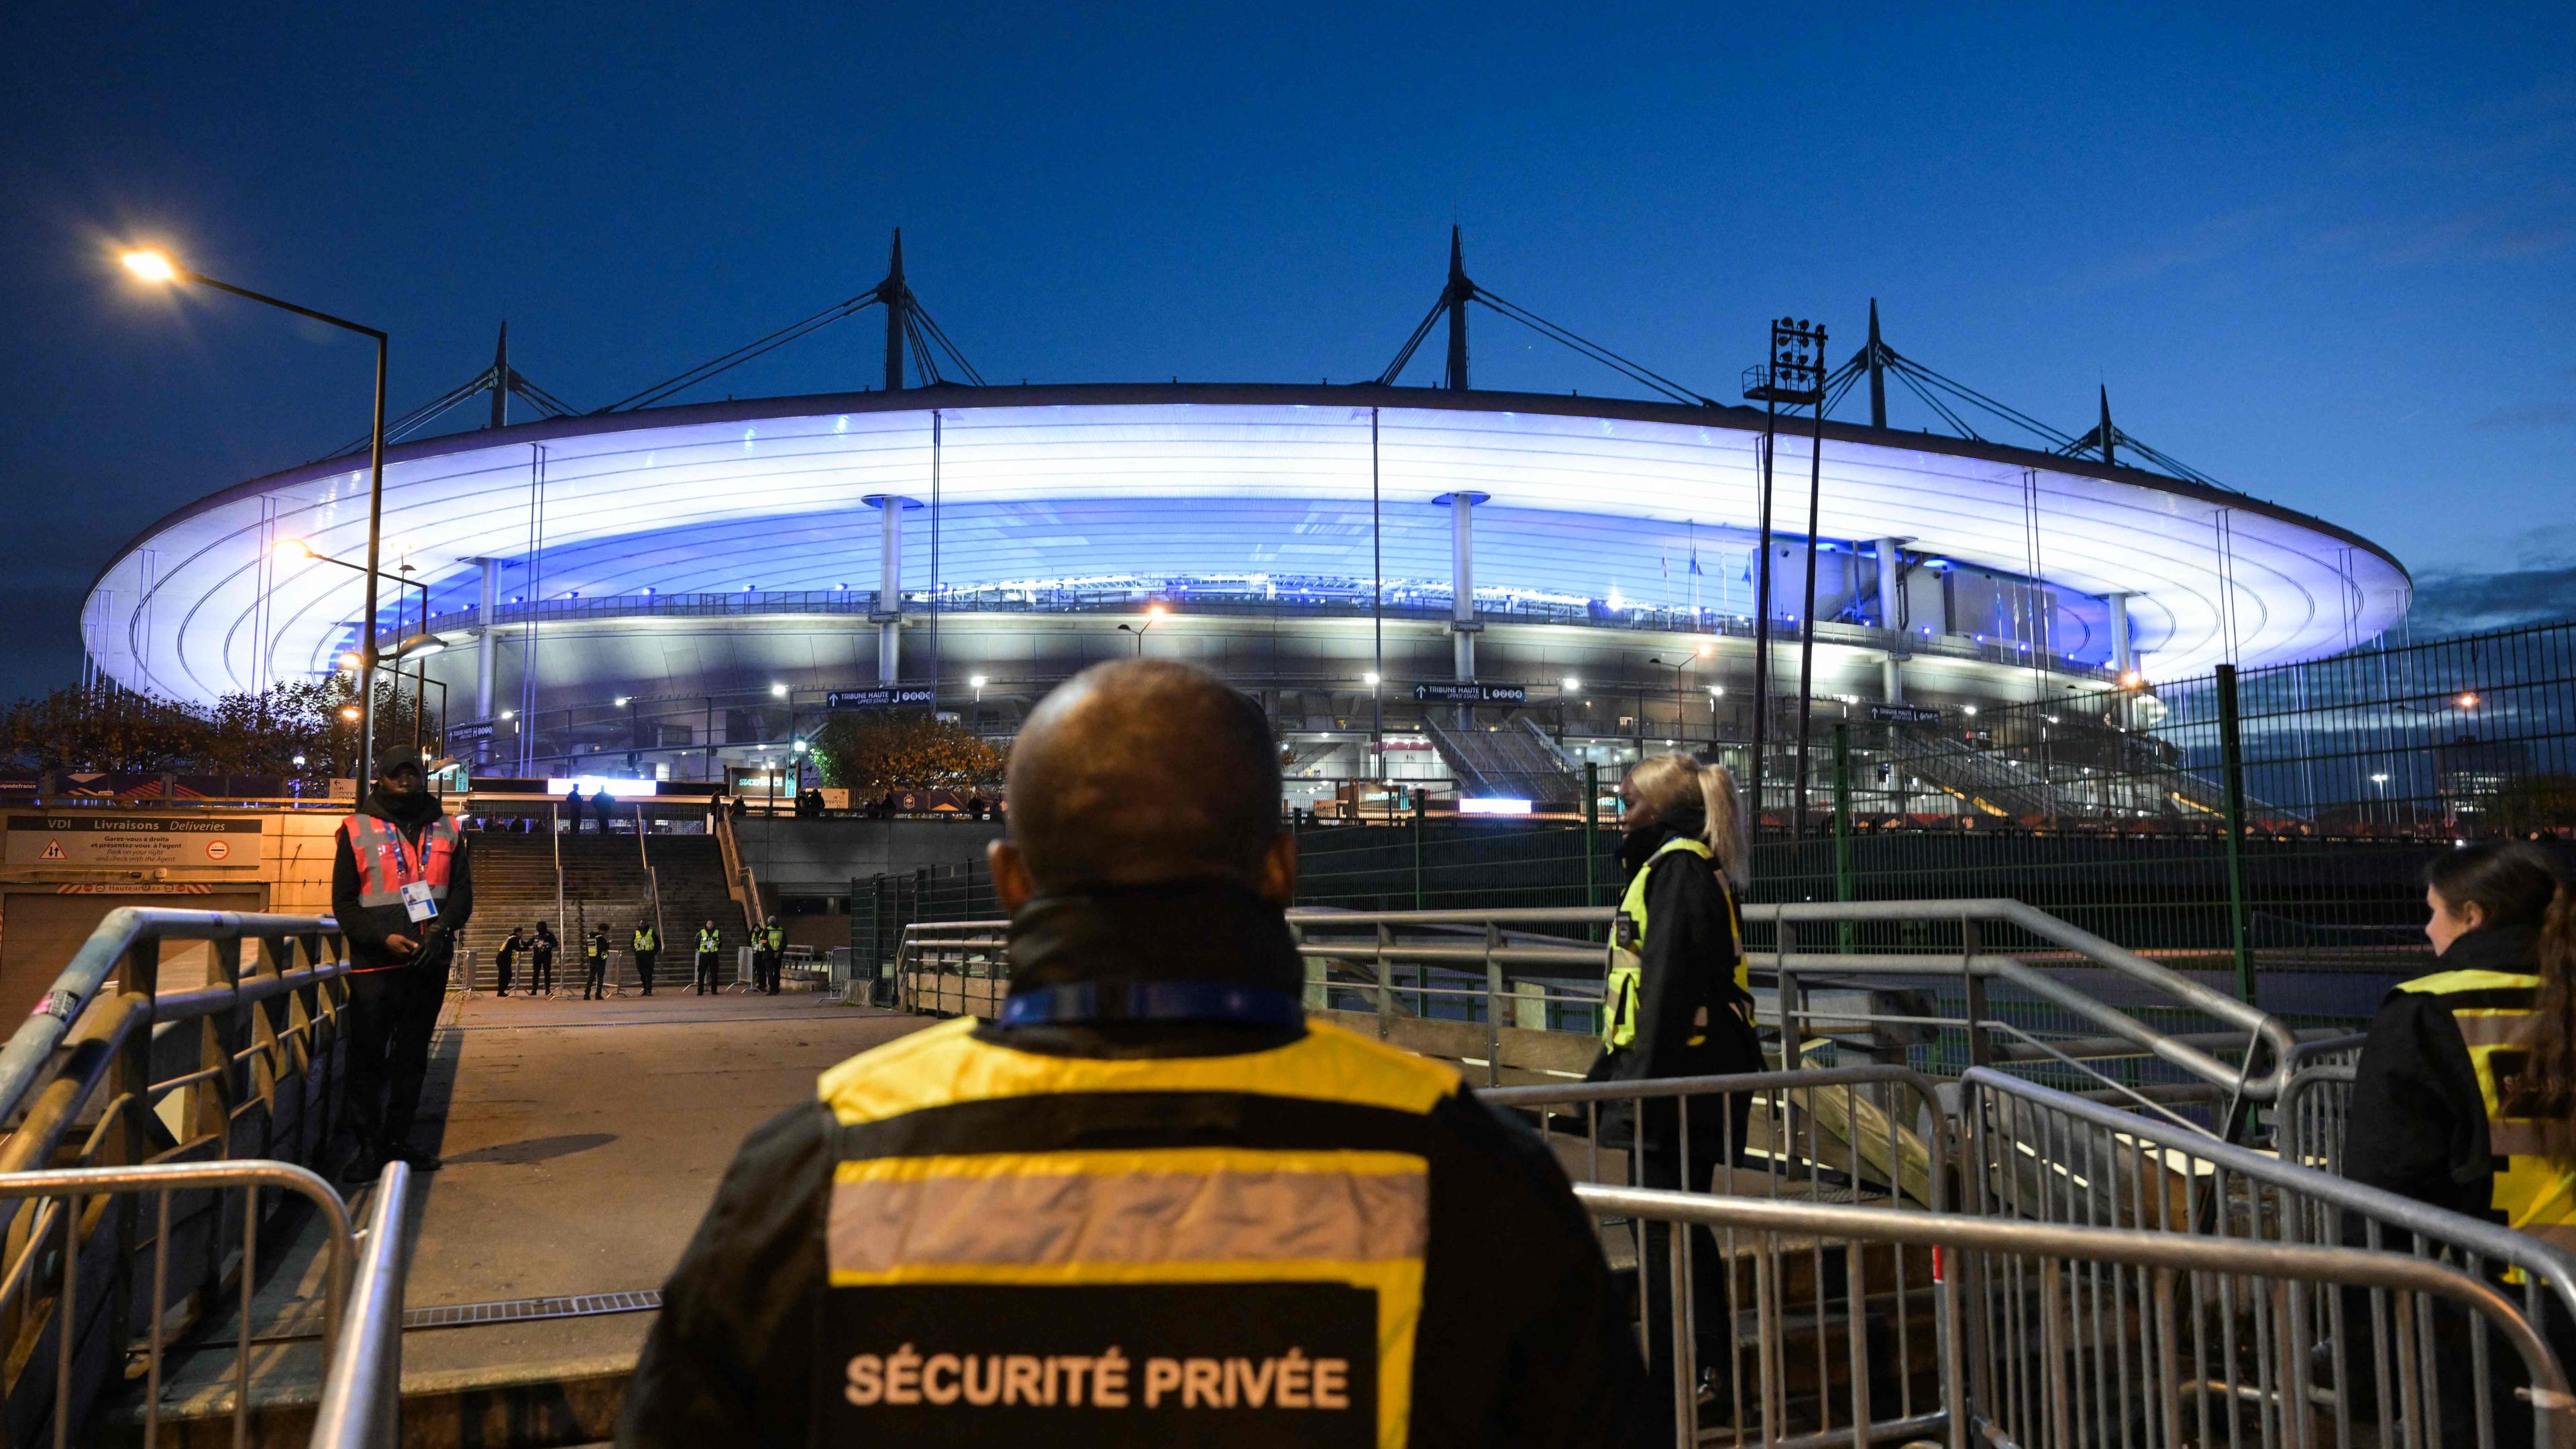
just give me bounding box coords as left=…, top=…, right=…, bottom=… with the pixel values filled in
left=39, top=840, right=65, bottom=861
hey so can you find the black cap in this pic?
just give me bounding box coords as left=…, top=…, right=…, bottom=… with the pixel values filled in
left=374, top=745, right=426, bottom=778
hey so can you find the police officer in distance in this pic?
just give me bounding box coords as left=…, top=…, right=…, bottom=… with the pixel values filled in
left=584, top=924, right=611, bottom=1000
left=2347, top=841, right=2576, bottom=1446
left=494, top=924, right=525, bottom=998
left=331, top=745, right=473, bottom=1178
left=633, top=920, right=660, bottom=996
left=755, top=914, right=785, bottom=994
left=693, top=920, right=722, bottom=996
left=529, top=920, right=558, bottom=996
left=621, top=659, right=1649, bottom=1447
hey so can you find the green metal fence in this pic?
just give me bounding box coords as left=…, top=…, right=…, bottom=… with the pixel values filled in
left=853, top=619, right=2576, bottom=1031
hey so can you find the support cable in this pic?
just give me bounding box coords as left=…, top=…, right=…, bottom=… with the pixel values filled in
left=598, top=293, right=884, bottom=413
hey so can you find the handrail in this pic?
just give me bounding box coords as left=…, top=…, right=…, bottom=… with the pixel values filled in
left=0, top=908, right=343, bottom=1126
left=635, top=801, right=667, bottom=954
left=1964, top=1066, right=2576, bottom=1328
left=551, top=800, right=566, bottom=938
left=309, top=1161, right=412, bottom=1449
left=896, top=896, right=2298, bottom=1099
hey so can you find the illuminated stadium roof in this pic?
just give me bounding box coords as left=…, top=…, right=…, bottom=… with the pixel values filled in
left=84, top=383, right=2410, bottom=706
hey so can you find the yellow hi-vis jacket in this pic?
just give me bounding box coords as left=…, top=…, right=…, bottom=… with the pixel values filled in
left=1601, top=836, right=1745, bottom=1051
left=816, top=1016, right=1458, bottom=1445
left=2391, top=966, right=2576, bottom=1253
left=697, top=928, right=722, bottom=955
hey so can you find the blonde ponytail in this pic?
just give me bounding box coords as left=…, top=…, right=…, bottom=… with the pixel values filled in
left=1622, top=753, right=1750, bottom=890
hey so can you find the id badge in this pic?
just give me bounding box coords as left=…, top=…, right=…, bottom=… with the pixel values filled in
left=400, top=881, right=439, bottom=923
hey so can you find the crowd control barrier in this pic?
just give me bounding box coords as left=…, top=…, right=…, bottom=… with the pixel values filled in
left=0, top=908, right=393, bottom=1446
left=1579, top=1185, right=2573, bottom=1449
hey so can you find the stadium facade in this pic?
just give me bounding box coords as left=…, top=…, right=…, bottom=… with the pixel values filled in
left=80, top=244, right=2410, bottom=812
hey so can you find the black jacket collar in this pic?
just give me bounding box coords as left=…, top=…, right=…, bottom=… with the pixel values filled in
left=1006, top=881, right=1302, bottom=995
left=1618, top=807, right=1706, bottom=877
left=2437, top=921, right=2542, bottom=975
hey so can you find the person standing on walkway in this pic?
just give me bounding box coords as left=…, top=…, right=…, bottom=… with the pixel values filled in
left=494, top=925, right=525, bottom=998
left=331, top=745, right=473, bottom=1179
left=621, top=659, right=1648, bottom=1447
left=530, top=920, right=557, bottom=996
left=693, top=920, right=722, bottom=995
left=633, top=920, right=660, bottom=996
left=2347, top=841, right=2576, bottom=1446
left=755, top=914, right=784, bottom=994
left=594, top=785, right=617, bottom=837
left=1589, top=751, right=1758, bottom=1436
left=584, top=924, right=611, bottom=1000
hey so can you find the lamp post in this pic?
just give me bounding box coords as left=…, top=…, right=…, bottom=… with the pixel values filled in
left=1364, top=672, right=1383, bottom=790
left=1118, top=604, right=1167, bottom=657
left=1649, top=643, right=1714, bottom=749
left=280, top=540, right=433, bottom=753
left=123, top=248, right=391, bottom=770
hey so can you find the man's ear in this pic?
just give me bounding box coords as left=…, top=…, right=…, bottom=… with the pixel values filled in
left=987, top=838, right=1036, bottom=914
left=2461, top=899, right=2489, bottom=933
left=1255, top=830, right=1298, bottom=910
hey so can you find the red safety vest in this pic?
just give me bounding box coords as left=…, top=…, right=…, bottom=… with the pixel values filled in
left=342, top=812, right=462, bottom=910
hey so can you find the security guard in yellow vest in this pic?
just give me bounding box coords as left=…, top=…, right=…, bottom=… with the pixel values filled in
left=633, top=922, right=661, bottom=996
left=693, top=921, right=723, bottom=996
left=755, top=916, right=786, bottom=994
left=623, top=660, right=1648, bottom=1448
left=2347, top=841, right=2576, bottom=1449
left=2349, top=842, right=2576, bottom=1240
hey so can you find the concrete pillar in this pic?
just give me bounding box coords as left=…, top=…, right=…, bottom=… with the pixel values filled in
left=2107, top=592, right=2134, bottom=676
left=1882, top=654, right=1904, bottom=704
left=475, top=558, right=500, bottom=725
left=1876, top=539, right=1905, bottom=632
left=1438, top=492, right=1488, bottom=682
left=867, top=496, right=916, bottom=682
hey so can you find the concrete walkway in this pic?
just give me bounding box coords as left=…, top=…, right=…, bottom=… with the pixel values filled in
left=113, top=988, right=933, bottom=1444
left=396, top=989, right=932, bottom=1375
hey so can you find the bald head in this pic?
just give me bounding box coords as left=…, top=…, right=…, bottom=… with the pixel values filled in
left=1003, top=659, right=1282, bottom=893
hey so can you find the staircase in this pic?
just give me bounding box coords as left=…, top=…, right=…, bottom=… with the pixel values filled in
left=1423, top=714, right=1580, bottom=807
left=458, top=832, right=742, bottom=991
left=1881, top=722, right=2061, bottom=818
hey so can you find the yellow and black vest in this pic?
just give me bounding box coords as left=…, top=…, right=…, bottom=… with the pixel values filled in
left=1601, top=836, right=1746, bottom=1051
left=2394, top=967, right=2576, bottom=1252
left=698, top=928, right=722, bottom=955
left=635, top=926, right=659, bottom=952
left=816, top=1014, right=1461, bottom=1446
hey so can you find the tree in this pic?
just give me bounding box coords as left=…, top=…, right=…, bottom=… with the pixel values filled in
left=2, top=675, right=425, bottom=791
left=812, top=713, right=1006, bottom=796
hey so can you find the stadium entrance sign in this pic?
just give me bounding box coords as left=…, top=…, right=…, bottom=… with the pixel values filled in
left=1868, top=704, right=1941, bottom=724
left=1411, top=683, right=1527, bottom=704
left=827, top=688, right=938, bottom=710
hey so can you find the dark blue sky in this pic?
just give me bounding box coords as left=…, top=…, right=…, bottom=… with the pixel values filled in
left=5, top=4, right=2569, bottom=701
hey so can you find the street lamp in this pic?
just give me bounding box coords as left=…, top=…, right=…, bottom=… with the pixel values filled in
left=1118, top=604, right=1168, bottom=657
left=1650, top=643, right=1714, bottom=749
left=1362, top=672, right=1383, bottom=788
left=279, top=539, right=433, bottom=752
left=125, top=249, right=391, bottom=770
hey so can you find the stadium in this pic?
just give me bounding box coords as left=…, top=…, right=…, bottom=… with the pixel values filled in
left=78, top=241, right=2411, bottom=813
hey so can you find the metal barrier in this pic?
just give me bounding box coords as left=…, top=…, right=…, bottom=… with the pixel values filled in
left=2276, top=1032, right=2368, bottom=1172
left=1966, top=1065, right=2576, bottom=1449
left=896, top=898, right=2302, bottom=1105
left=0, top=909, right=354, bottom=1446
left=1580, top=1185, right=2573, bottom=1449
left=310, top=1160, right=411, bottom=1449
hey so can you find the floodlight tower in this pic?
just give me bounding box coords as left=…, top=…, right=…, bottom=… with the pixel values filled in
left=1743, top=317, right=1829, bottom=839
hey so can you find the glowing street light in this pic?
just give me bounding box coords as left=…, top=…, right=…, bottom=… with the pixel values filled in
left=121, top=244, right=392, bottom=769
left=2457, top=691, right=2481, bottom=710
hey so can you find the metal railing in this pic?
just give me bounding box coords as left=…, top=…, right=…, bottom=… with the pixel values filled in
left=310, top=1161, right=411, bottom=1449
left=2276, top=1032, right=2368, bottom=1171
left=0, top=908, right=362, bottom=1446
left=1580, top=1185, right=2573, bottom=1449
left=1965, top=1066, right=2576, bottom=1449
left=894, top=897, right=2300, bottom=1106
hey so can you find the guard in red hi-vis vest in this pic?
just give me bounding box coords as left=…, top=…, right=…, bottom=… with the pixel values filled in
left=330, top=745, right=473, bottom=1181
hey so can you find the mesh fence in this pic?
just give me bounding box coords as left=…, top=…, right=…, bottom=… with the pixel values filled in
left=854, top=620, right=2576, bottom=1033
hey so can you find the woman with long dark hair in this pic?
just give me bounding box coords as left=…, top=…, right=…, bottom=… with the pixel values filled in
left=2345, top=840, right=2576, bottom=1447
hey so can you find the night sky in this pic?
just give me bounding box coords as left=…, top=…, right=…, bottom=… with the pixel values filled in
left=4, top=4, right=2569, bottom=703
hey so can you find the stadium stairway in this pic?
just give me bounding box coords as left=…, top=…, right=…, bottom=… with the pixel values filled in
left=1423, top=714, right=1580, bottom=806
left=456, top=833, right=741, bottom=991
